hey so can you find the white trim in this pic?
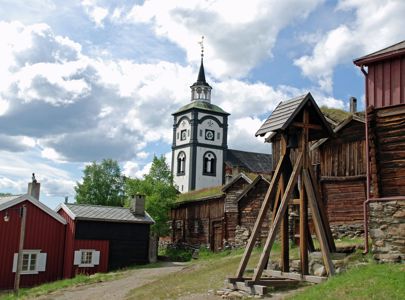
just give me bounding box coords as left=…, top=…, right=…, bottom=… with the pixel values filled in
left=55, top=203, right=76, bottom=220
left=12, top=249, right=46, bottom=275
left=0, top=195, right=66, bottom=225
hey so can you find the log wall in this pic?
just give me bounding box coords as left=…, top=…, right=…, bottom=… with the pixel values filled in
left=368, top=104, right=405, bottom=197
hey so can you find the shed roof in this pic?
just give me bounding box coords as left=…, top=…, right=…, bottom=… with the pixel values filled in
left=236, top=175, right=270, bottom=203
left=225, top=149, right=273, bottom=174
left=0, top=194, right=67, bottom=224
left=255, top=92, right=333, bottom=141
left=311, top=114, right=365, bottom=150
left=58, top=203, right=154, bottom=224
left=222, top=173, right=253, bottom=192
left=354, top=40, right=405, bottom=66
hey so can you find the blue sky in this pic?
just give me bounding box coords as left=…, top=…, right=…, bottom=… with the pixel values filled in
left=0, top=0, right=404, bottom=208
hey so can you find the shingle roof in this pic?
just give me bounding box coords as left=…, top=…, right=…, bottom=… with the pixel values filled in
left=256, top=94, right=307, bottom=136
left=225, top=149, right=273, bottom=174
left=61, top=203, right=154, bottom=224
left=255, top=92, right=333, bottom=140
left=354, top=40, right=405, bottom=66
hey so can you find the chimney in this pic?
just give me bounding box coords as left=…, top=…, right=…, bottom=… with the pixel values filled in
left=28, top=173, right=40, bottom=200
left=350, top=97, right=357, bottom=113
left=131, top=194, right=145, bottom=216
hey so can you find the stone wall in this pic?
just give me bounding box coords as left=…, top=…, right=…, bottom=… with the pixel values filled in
left=330, top=223, right=364, bottom=239
left=369, top=200, right=405, bottom=262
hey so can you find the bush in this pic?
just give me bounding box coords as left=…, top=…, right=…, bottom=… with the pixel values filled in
left=164, top=247, right=193, bottom=262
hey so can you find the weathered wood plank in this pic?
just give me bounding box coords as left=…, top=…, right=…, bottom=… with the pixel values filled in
left=264, top=270, right=327, bottom=284
left=252, top=153, right=303, bottom=282
left=235, top=154, right=286, bottom=278
left=303, top=169, right=335, bottom=276
left=299, top=176, right=309, bottom=275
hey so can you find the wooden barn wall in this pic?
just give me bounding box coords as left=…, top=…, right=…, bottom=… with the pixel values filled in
left=367, top=57, right=405, bottom=109
left=368, top=104, right=405, bottom=197
left=171, top=197, right=225, bottom=246
left=320, top=122, right=366, bottom=177
left=0, top=201, right=65, bottom=289
left=224, top=179, right=251, bottom=243
left=238, top=179, right=271, bottom=242
left=75, top=221, right=150, bottom=270
left=58, top=209, right=75, bottom=279
left=322, top=179, right=366, bottom=224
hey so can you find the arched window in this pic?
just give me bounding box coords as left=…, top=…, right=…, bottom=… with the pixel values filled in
left=177, top=152, right=186, bottom=175
left=203, top=152, right=216, bottom=176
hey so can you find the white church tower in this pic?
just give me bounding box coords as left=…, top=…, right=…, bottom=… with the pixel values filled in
left=172, top=38, right=229, bottom=193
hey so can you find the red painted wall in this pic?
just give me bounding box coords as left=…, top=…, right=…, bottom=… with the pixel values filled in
left=58, top=209, right=109, bottom=278
left=0, top=200, right=65, bottom=289
left=367, top=57, right=405, bottom=108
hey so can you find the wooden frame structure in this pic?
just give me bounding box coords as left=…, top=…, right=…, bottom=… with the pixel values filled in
left=227, top=93, right=336, bottom=295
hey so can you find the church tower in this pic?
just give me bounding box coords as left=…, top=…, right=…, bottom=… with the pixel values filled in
left=172, top=38, right=229, bottom=193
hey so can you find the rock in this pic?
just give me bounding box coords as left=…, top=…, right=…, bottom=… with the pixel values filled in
left=314, top=266, right=326, bottom=277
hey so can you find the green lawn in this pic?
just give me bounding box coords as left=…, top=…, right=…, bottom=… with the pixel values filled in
left=289, top=263, right=405, bottom=300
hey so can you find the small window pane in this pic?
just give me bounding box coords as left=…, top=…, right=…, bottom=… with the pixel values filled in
left=22, top=254, right=29, bottom=271
left=81, top=251, right=93, bottom=264
left=29, top=254, right=37, bottom=271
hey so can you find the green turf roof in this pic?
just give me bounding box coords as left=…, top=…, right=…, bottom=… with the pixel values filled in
left=320, top=106, right=352, bottom=124
left=175, top=185, right=224, bottom=204
left=174, top=100, right=229, bottom=115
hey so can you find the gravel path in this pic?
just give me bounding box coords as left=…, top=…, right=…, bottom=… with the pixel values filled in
left=35, top=262, right=187, bottom=300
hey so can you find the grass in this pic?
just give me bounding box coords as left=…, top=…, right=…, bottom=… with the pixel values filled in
left=321, top=106, right=351, bottom=124
left=126, top=246, right=270, bottom=300
left=176, top=185, right=224, bottom=203
left=0, top=262, right=165, bottom=300
left=289, top=263, right=405, bottom=300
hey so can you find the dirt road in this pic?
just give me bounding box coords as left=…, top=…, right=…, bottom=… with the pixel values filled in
left=35, top=262, right=187, bottom=300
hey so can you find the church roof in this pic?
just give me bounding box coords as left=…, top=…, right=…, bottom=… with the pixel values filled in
left=225, top=149, right=273, bottom=174
left=191, top=58, right=211, bottom=88
left=174, top=100, right=229, bottom=115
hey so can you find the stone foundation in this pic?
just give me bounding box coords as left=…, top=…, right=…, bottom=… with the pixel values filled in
left=330, top=223, right=364, bottom=239
left=369, top=200, right=405, bottom=262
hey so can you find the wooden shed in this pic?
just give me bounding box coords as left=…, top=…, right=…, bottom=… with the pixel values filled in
left=0, top=194, right=66, bottom=289
left=57, top=196, right=154, bottom=278
left=170, top=173, right=272, bottom=251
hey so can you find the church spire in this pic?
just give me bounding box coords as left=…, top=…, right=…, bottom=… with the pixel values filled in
left=190, top=36, right=212, bottom=103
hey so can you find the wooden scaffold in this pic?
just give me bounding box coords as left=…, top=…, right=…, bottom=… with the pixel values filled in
left=226, top=93, right=336, bottom=296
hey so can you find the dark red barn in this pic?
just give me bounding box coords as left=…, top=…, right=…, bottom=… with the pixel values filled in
left=0, top=193, right=67, bottom=289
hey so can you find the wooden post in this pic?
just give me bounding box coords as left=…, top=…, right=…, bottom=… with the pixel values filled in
left=303, top=170, right=335, bottom=276
left=299, top=177, right=309, bottom=275
left=235, top=155, right=286, bottom=278
left=252, top=153, right=302, bottom=282
left=14, top=205, right=27, bottom=294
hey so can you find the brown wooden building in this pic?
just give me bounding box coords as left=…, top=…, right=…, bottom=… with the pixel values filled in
left=171, top=173, right=272, bottom=251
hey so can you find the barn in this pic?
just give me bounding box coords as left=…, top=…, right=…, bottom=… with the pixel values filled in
left=171, top=173, right=272, bottom=251
left=57, top=195, right=154, bottom=278
left=0, top=181, right=66, bottom=289
left=354, top=40, right=405, bottom=261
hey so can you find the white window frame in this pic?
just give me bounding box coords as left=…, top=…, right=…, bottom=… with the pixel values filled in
left=74, top=249, right=100, bottom=268
left=12, top=250, right=47, bottom=275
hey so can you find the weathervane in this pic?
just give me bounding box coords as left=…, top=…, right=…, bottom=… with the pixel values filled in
left=198, top=36, right=205, bottom=58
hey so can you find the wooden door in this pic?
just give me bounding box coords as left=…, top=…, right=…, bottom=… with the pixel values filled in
left=212, top=222, right=223, bottom=252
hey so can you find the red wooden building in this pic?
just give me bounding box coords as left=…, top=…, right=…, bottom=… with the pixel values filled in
left=57, top=195, right=154, bottom=278
left=0, top=190, right=67, bottom=289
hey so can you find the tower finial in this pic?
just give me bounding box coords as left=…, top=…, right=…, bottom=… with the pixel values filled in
left=198, top=36, right=204, bottom=59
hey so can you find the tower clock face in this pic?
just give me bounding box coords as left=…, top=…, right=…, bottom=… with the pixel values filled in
left=205, top=129, right=214, bottom=141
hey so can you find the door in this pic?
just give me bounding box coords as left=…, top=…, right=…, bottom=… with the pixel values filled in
left=212, top=222, right=223, bottom=252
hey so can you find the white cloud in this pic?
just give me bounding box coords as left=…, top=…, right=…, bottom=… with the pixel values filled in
left=294, top=0, right=405, bottom=93
left=119, top=0, right=323, bottom=78
left=81, top=0, right=109, bottom=27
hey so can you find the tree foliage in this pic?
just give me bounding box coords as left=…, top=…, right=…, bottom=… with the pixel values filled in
left=0, top=192, right=12, bottom=197
left=75, top=159, right=125, bottom=206
left=125, top=155, right=177, bottom=236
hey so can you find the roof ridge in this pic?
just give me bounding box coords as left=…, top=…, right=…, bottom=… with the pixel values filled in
left=67, top=203, right=128, bottom=209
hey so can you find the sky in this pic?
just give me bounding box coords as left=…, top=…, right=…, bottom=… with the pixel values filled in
left=0, top=0, right=404, bottom=209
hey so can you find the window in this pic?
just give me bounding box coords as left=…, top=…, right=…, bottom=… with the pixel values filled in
left=74, top=249, right=100, bottom=267
left=217, top=132, right=220, bottom=140
left=177, top=152, right=186, bottom=175
left=180, top=130, right=187, bottom=141
left=81, top=251, right=93, bottom=265
left=12, top=250, right=46, bottom=274
left=199, top=129, right=203, bottom=137
left=203, top=152, right=216, bottom=176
